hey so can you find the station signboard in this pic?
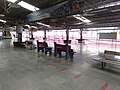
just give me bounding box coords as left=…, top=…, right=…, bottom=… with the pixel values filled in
left=27, top=1, right=67, bottom=21
left=27, top=0, right=80, bottom=21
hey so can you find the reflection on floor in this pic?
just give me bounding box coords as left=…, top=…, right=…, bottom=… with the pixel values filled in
left=0, top=39, right=120, bottom=90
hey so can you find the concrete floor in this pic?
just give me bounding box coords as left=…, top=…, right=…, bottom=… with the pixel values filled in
left=0, top=39, right=120, bottom=90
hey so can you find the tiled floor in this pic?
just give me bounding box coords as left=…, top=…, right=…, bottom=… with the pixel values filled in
left=0, top=39, right=120, bottom=90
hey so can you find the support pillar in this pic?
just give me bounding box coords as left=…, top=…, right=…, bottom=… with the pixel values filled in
left=30, top=30, right=34, bottom=39
left=43, top=30, right=47, bottom=54
left=16, top=25, right=23, bottom=42
left=79, top=28, right=83, bottom=43
left=31, top=31, right=33, bottom=38
left=65, top=27, right=70, bottom=60
left=54, top=42, right=57, bottom=57
left=44, top=30, right=47, bottom=41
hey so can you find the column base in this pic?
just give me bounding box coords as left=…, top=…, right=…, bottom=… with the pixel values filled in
left=13, top=42, right=26, bottom=48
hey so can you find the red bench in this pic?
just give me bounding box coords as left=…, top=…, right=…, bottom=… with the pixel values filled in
left=37, top=40, right=52, bottom=55
left=54, top=43, right=74, bottom=58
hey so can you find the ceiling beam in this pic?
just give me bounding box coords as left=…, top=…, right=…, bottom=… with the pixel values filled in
left=83, top=0, right=119, bottom=11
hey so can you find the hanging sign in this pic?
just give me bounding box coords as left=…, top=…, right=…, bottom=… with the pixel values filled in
left=27, top=0, right=81, bottom=21
left=27, top=1, right=67, bottom=21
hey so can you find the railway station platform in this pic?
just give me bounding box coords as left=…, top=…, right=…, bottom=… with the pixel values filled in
left=0, top=39, right=119, bottom=90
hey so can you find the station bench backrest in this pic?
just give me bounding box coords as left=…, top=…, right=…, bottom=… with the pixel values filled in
left=37, top=41, right=48, bottom=47
left=56, top=44, right=74, bottom=55
left=104, top=50, right=120, bottom=60
left=56, top=44, right=71, bottom=52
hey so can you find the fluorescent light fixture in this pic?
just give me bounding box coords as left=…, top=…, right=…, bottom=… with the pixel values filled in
left=0, top=14, right=5, bottom=16
left=18, top=1, right=39, bottom=11
left=0, top=19, right=6, bottom=23
left=31, top=26, right=37, bottom=29
left=111, top=9, right=120, bottom=12
left=37, top=22, right=51, bottom=28
left=87, top=27, right=119, bottom=30
left=90, top=9, right=108, bottom=13
left=24, top=24, right=30, bottom=28
left=98, top=1, right=120, bottom=9
left=74, top=22, right=82, bottom=25
left=76, top=22, right=82, bottom=24
left=7, top=0, right=17, bottom=3
left=73, top=14, right=91, bottom=23
left=83, top=13, right=95, bottom=16
left=86, top=1, right=120, bottom=12
left=85, top=9, right=93, bottom=12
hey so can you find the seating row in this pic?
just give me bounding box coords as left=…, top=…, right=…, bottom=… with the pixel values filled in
left=37, top=40, right=75, bottom=59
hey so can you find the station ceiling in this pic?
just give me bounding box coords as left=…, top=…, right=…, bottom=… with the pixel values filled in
left=0, top=0, right=120, bottom=29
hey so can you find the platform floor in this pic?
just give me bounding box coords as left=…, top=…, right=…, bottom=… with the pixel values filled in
left=0, top=39, right=120, bottom=90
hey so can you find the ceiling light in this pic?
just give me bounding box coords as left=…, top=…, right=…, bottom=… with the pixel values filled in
left=37, top=22, right=51, bottom=28
left=73, top=14, right=91, bottom=23
left=0, top=14, right=5, bottom=17
left=18, top=1, right=39, bottom=11
left=85, top=9, right=93, bottom=12
left=98, top=1, right=120, bottom=9
left=83, top=13, right=95, bottom=16
left=87, top=27, right=119, bottom=30
left=111, top=9, right=120, bottom=12
left=31, top=26, right=37, bottom=29
left=86, top=1, right=120, bottom=12
left=0, top=19, right=6, bottom=23
left=24, top=24, right=30, bottom=28
left=76, top=22, right=82, bottom=24
left=90, top=9, right=108, bottom=13
left=7, top=0, right=17, bottom=3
